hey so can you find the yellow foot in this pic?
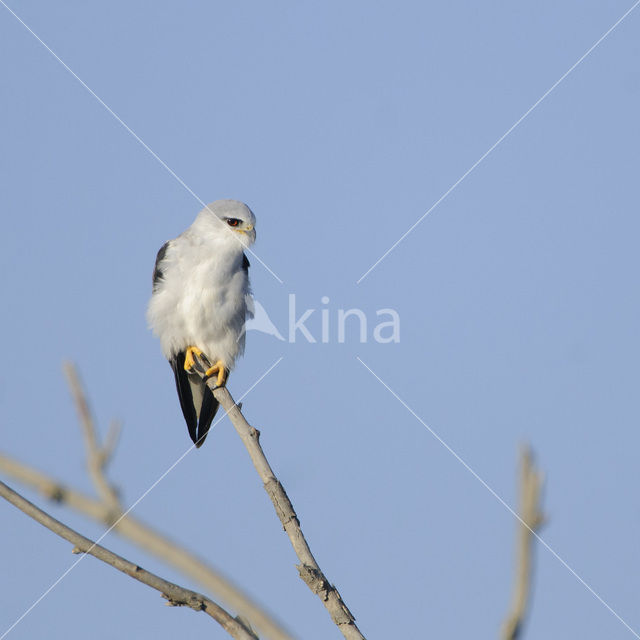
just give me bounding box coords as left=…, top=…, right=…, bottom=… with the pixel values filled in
left=184, top=346, right=204, bottom=372
left=204, top=360, right=228, bottom=388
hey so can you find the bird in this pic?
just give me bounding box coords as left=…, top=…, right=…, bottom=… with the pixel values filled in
left=147, top=199, right=256, bottom=447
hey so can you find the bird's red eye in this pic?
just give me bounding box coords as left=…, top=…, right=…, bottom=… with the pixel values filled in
left=226, top=218, right=240, bottom=227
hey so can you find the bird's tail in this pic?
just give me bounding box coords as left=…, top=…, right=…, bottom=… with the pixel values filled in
left=194, top=386, right=219, bottom=447
left=170, top=353, right=219, bottom=447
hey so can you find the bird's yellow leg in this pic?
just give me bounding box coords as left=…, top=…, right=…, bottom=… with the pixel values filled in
left=183, top=346, right=204, bottom=372
left=204, top=360, right=228, bottom=388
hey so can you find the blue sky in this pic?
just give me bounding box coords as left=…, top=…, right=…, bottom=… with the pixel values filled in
left=1, top=2, right=640, bottom=638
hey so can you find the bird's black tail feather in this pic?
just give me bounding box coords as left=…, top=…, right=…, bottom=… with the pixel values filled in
left=170, top=352, right=219, bottom=448
left=196, top=389, right=219, bottom=448
left=171, top=352, right=198, bottom=444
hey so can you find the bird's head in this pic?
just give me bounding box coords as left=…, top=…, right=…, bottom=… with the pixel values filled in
left=199, top=199, right=257, bottom=248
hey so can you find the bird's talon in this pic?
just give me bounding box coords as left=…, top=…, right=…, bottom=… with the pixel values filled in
left=184, top=346, right=204, bottom=372
left=202, top=361, right=228, bottom=387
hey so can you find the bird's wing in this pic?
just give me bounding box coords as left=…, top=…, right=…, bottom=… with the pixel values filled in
left=245, top=294, right=255, bottom=320
left=242, top=252, right=254, bottom=320
left=152, top=241, right=171, bottom=292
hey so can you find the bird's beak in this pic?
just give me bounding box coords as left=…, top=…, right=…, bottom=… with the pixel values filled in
left=236, top=224, right=254, bottom=234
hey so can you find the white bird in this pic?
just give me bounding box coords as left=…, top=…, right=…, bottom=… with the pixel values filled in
left=147, top=200, right=256, bottom=447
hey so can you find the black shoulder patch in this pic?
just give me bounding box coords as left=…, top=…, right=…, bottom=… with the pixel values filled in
left=242, top=253, right=250, bottom=273
left=152, top=242, right=170, bottom=292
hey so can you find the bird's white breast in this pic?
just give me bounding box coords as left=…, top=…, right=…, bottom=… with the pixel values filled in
left=147, top=229, right=250, bottom=369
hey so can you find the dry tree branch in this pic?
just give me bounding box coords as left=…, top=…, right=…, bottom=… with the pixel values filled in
left=63, top=362, right=121, bottom=512
left=2, top=362, right=291, bottom=640
left=190, top=354, right=366, bottom=640
left=0, top=479, right=258, bottom=640
left=0, top=452, right=291, bottom=640
left=4, top=359, right=361, bottom=637
left=66, top=361, right=291, bottom=640
left=101, top=419, right=123, bottom=468
left=0, top=361, right=292, bottom=640
left=500, top=446, right=545, bottom=640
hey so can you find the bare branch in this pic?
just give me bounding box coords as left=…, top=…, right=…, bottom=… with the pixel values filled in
left=0, top=452, right=292, bottom=640
left=501, top=446, right=545, bottom=640
left=191, top=354, right=365, bottom=640
left=59, top=361, right=290, bottom=638
left=63, top=361, right=121, bottom=511
left=0, top=479, right=258, bottom=640
left=100, top=419, right=122, bottom=468
left=0, top=453, right=107, bottom=519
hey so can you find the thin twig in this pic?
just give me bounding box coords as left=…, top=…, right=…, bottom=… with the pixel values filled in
left=501, top=446, right=545, bottom=640
left=0, top=479, right=257, bottom=640
left=100, top=419, right=122, bottom=468
left=0, top=455, right=291, bottom=640
left=191, top=354, right=365, bottom=640
left=63, top=361, right=121, bottom=511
